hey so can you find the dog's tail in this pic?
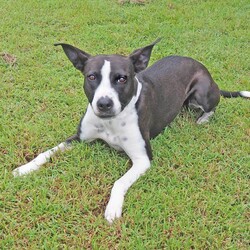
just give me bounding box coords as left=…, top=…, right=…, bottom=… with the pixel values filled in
left=220, top=90, right=250, bottom=98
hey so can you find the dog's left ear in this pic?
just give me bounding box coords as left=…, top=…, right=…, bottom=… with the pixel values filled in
left=129, top=38, right=161, bottom=73
left=54, top=43, right=91, bottom=71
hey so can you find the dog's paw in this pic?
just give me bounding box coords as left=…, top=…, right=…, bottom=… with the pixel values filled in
left=104, top=200, right=123, bottom=224
left=104, top=183, right=125, bottom=223
left=12, top=162, right=39, bottom=177
left=197, top=111, right=214, bottom=124
left=196, top=117, right=209, bottom=124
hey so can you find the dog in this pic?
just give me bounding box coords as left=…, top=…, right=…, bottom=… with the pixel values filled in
left=12, top=39, right=249, bottom=223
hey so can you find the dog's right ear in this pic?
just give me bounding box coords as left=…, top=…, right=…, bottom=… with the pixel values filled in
left=54, top=43, right=91, bottom=71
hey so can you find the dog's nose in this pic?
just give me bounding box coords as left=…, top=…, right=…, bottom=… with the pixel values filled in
left=97, top=97, right=114, bottom=112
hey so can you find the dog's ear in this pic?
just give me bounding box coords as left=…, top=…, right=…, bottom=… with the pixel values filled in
left=54, top=43, right=91, bottom=71
left=129, top=38, right=161, bottom=73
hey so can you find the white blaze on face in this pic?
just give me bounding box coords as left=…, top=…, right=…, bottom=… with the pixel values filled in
left=92, top=60, right=121, bottom=116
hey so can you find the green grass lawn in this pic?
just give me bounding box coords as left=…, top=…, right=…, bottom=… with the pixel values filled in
left=1, top=0, right=249, bottom=249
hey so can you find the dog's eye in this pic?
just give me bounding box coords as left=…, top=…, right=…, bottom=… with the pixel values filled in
left=88, top=74, right=96, bottom=81
left=117, top=76, right=127, bottom=84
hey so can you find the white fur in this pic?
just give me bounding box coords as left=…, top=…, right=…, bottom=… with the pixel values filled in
left=80, top=79, right=150, bottom=223
left=105, top=156, right=150, bottom=223
left=188, top=102, right=204, bottom=111
left=197, top=111, right=214, bottom=124
left=240, top=91, right=250, bottom=98
left=91, top=60, right=121, bottom=116
left=12, top=143, right=67, bottom=177
left=79, top=78, right=142, bottom=146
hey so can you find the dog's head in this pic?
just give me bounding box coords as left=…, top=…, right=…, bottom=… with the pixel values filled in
left=55, top=39, right=160, bottom=118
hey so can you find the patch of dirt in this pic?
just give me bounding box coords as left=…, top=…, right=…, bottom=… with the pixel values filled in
left=0, top=147, right=9, bottom=155
left=118, top=0, right=148, bottom=5
left=1, top=52, right=17, bottom=66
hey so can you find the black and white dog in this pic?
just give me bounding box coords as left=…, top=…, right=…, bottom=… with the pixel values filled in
left=13, top=39, right=249, bottom=223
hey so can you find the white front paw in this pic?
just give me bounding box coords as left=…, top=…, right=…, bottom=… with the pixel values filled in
left=104, top=181, right=125, bottom=223
left=105, top=199, right=123, bottom=224
left=12, top=162, right=39, bottom=177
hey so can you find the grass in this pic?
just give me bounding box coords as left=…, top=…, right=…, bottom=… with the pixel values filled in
left=0, top=0, right=249, bottom=249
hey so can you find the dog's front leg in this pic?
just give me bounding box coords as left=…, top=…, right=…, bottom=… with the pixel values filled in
left=12, top=134, right=79, bottom=177
left=105, top=153, right=150, bottom=223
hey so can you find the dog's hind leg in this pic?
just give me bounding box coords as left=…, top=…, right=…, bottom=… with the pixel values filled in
left=187, top=73, right=220, bottom=124
left=12, top=134, right=80, bottom=177
left=196, top=110, right=215, bottom=124
left=187, top=99, right=216, bottom=124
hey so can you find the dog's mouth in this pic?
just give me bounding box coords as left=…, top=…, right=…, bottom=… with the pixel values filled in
left=91, top=105, right=120, bottom=119
left=96, top=112, right=116, bottom=119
